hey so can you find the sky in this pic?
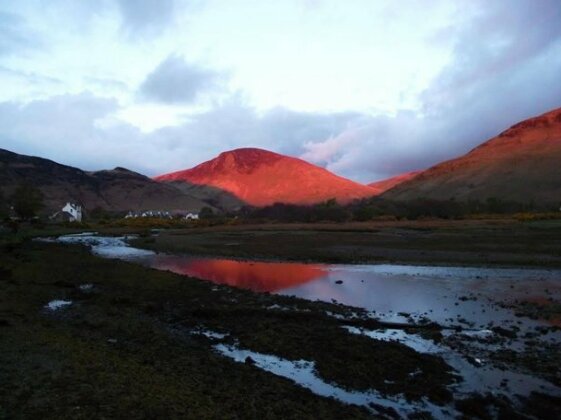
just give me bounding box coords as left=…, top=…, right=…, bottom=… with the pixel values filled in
left=1, top=0, right=560, bottom=182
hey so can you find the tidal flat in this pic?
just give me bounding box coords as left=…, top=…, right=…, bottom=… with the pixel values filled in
left=1, top=221, right=561, bottom=418
left=130, top=219, right=561, bottom=267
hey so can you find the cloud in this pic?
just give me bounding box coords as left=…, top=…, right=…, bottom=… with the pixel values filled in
left=423, top=0, right=561, bottom=114
left=84, top=76, right=129, bottom=92
left=299, top=0, right=561, bottom=182
left=1, top=1, right=560, bottom=185
left=0, top=92, right=358, bottom=177
left=0, top=93, right=140, bottom=171
left=0, top=66, right=63, bottom=85
left=138, top=54, right=224, bottom=104
left=0, top=11, right=42, bottom=56
left=116, top=0, right=176, bottom=37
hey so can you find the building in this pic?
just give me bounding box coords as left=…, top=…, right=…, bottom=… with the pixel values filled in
left=61, top=202, right=82, bottom=222
left=125, top=210, right=172, bottom=219
left=123, top=210, right=199, bottom=220
left=50, top=202, right=82, bottom=222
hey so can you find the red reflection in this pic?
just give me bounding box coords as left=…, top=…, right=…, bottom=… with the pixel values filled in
left=152, top=256, right=327, bottom=292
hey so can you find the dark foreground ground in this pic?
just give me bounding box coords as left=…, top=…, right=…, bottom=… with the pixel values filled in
left=132, top=219, right=561, bottom=267
left=0, top=240, right=457, bottom=419
left=1, top=220, right=561, bottom=418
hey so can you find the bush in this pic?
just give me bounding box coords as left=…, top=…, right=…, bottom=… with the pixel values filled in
left=11, top=184, right=44, bottom=220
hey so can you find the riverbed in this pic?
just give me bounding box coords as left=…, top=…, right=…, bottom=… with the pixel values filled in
left=44, top=232, right=561, bottom=417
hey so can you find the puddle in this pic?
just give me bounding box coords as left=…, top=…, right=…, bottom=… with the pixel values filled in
left=343, top=326, right=441, bottom=354
left=45, top=300, right=72, bottom=310
left=214, top=343, right=451, bottom=418
left=40, top=233, right=155, bottom=259
left=347, top=325, right=560, bottom=404
left=192, top=329, right=229, bottom=340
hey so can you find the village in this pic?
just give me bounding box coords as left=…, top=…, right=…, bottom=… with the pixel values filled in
left=48, top=203, right=200, bottom=223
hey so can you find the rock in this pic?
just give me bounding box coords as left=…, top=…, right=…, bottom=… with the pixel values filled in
left=245, top=356, right=255, bottom=365
left=491, top=326, right=518, bottom=339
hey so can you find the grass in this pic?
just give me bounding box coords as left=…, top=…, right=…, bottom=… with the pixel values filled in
left=129, top=219, right=561, bottom=267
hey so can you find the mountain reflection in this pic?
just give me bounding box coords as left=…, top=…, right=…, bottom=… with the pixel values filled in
left=150, top=256, right=328, bottom=292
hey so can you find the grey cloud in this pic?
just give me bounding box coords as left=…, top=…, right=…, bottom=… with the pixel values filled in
left=0, top=93, right=138, bottom=172
left=301, top=0, right=561, bottom=183
left=0, top=66, right=63, bottom=85
left=0, top=92, right=360, bottom=178
left=116, top=0, right=176, bottom=37
left=138, top=55, right=224, bottom=104
left=145, top=101, right=362, bottom=172
left=0, top=93, right=265, bottom=176
left=423, top=0, right=561, bottom=113
left=0, top=11, right=43, bottom=56
left=3, top=1, right=561, bottom=184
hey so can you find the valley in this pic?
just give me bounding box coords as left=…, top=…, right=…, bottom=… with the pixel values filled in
left=3, top=3, right=560, bottom=418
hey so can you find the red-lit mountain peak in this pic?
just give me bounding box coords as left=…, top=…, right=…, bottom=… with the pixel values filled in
left=383, top=107, right=561, bottom=204
left=155, top=147, right=378, bottom=206
left=193, top=148, right=285, bottom=175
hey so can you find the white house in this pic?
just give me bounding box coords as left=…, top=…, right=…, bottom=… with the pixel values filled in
left=61, top=202, right=82, bottom=222
left=185, top=212, right=199, bottom=220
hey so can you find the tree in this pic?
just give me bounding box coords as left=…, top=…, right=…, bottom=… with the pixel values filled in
left=0, top=190, right=8, bottom=220
left=199, top=206, right=215, bottom=220
left=11, top=184, right=44, bottom=220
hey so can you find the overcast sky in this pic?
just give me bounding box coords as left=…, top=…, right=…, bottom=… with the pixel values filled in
left=1, top=0, right=560, bottom=182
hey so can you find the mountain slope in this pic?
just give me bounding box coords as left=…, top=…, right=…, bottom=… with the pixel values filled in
left=165, top=180, right=245, bottom=211
left=383, top=108, right=561, bottom=205
left=155, top=148, right=377, bottom=206
left=0, top=148, right=216, bottom=214
left=368, top=171, right=422, bottom=194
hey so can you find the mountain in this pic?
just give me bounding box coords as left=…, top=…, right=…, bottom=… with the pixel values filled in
left=0, top=148, right=217, bottom=214
left=154, top=148, right=377, bottom=207
left=164, top=180, right=245, bottom=212
left=368, top=171, right=422, bottom=194
left=383, top=108, right=561, bottom=206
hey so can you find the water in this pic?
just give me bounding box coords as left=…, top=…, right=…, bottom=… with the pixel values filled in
left=44, top=233, right=561, bottom=414
left=44, top=232, right=561, bottom=332
left=147, top=253, right=561, bottom=331
left=39, top=233, right=561, bottom=327
left=214, top=342, right=453, bottom=418
left=45, top=299, right=72, bottom=310
left=42, top=233, right=155, bottom=259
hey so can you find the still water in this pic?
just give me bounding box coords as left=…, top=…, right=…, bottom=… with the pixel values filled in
left=51, top=233, right=561, bottom=329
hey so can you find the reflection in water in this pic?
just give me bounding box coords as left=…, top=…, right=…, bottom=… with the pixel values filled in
left=45, top=234, right=561, bottom=330
left=145, top=254, right=561, bottom=330
left=149, top=256, right=328, bottom=292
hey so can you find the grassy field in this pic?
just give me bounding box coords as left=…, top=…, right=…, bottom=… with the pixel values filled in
left=131, top=219, right=561, bottom=267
